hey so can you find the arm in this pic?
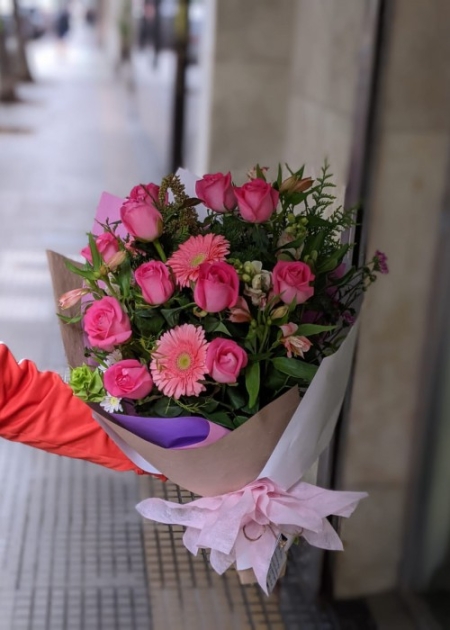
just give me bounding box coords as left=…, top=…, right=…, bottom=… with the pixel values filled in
left=0, top=344, right=145, bottom=473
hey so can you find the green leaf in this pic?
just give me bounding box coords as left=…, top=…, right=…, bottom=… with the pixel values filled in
left=304, top=215, right=330, bottom=228
left=294, top=165, right=305, bottom=179
left=57, top=313, right=82, bottom=324
left=64, top=259, right=96, bottom=280
left=202, top=317, right=231, bottom=336
left=226, top=386, right=247, bottom=409
left=295, top=324, right=335, bottom=337
left=202, top=316, right=219, bottom=332
left=271, top=357, right=318, bottom=382
left=255, top=164, right=267, bottom=180
left=152, top=397, right=183, bottom=417
left=288, top=191, right=311, bottom=206
left=135, top=313, right=165, bottom=336
left=317, top=244, right=351, bottom=274
left=264, top=368, right=288, bottom=391
left=134, top=308, right=159, bottom=318
left=88, top=233, right=102, bottom=270
left=245, top=362, right=260, bottom=409
left=304, top=230, right=326, bottom=256
left=233, top=415, right=249, bottom=427
left=116, top=258, right=131, bottom=297
left=161, top=308, right=181, bottom=327
left=214, top=322, right=232, bottom=336
left=328, top=267, right=356, bottom=287
left=202, top=399, right=219, bottom=413
left=207, top=411, right=234, bottom=429
left=276, top=164, right=283, bottom=189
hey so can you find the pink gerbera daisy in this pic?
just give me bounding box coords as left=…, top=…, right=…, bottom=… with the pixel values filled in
left=150, top=324, right=209, bottom=399
left=167, top=234, right=230, bottom=287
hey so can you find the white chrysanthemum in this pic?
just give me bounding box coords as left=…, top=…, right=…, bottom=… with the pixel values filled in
left=100, top=395, right=123, bottom=413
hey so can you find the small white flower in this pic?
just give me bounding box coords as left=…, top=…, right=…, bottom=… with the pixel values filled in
left=105, top=349, right=123, bottom=368
left=100, top=395, right=123, bottom=413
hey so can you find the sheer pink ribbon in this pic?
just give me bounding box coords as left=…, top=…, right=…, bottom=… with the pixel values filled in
left=137, top=478, right=367, bottom=593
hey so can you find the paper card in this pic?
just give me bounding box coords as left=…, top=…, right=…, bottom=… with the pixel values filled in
left=266, top=535, right=289, bottom=594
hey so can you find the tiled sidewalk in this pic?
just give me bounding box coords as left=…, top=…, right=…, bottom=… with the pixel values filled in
left=0, top=25, right=168, bottom=630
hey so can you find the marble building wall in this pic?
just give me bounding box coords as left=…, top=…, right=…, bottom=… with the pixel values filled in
left=333, top=0, right=450, bottom=597
left=199, top=0, right=450, bottom=597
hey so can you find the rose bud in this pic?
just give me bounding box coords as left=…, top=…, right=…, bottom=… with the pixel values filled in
left=272, top=261, right=315, bottom=305
left=195, top=172, right=236, bottom=213
left=128, top=182, right=164, bottom=204
left=194, top=261, right=239, bottom=313
left=120, top=199, right=163, bottom=242
left=206, top=338, right=248, bottom=384
left=134, top=261, right=174, bottom=305
left=234, top=179, right=279, bottom=223
left=104, top=359, right=153, bottom=400
left=81, top=232, right=120, bottom=265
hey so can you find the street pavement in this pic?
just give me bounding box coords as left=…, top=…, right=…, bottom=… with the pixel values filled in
left=0, top=24, right=170, bottom=630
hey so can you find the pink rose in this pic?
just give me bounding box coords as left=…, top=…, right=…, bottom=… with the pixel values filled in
left=83, top=296, right=132, bottom=351
left=104, top=359, right=153, bottom=399
left=194, top=261, right=239, bottom=313
left=195, top=172, right=236, bottom=213
left=120, top=187, right=163, bottom=241
left=128, top=182, right=162, bottom=203
left=81, top=232, right=120, bottom=265
left=135, top=261, right=174, bottom=305
left=234, top=179, right=279, bottom=223
left=272, top=261, right=315, bottom=305
left=206, top=338, right=248, bottom=384
left=280, top=323, right=312, bottom=358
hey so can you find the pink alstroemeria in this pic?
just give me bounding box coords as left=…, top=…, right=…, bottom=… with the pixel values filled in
left=228, top=297, right=252, bottom=323
left=280, top=323, right=312, bottom=359
left=59, top=288, right=90, bottom=310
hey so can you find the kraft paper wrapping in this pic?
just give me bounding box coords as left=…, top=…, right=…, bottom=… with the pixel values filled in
left=47, top=250, right=85, bottom=369
left=90, top=388, right=300, bottom=497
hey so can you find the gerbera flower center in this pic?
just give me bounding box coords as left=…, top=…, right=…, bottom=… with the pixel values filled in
left=190, top=252, right=206, bottom=267
left=177, top=352, right=192, bottom=371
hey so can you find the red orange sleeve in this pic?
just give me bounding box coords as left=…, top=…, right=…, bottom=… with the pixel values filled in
left=0, top=344, right=145, bottom=474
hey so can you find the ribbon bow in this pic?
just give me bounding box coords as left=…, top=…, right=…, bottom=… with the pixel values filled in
left=137, top=478, right=367, bottom=593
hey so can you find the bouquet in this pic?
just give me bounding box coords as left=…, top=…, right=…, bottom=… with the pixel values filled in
left=48, top=163, right=387, bottom=592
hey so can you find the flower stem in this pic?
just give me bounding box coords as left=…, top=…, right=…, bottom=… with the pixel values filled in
left=103, top=276, right=119, bottom=298
left=153, top=239, right=167, bottom=262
